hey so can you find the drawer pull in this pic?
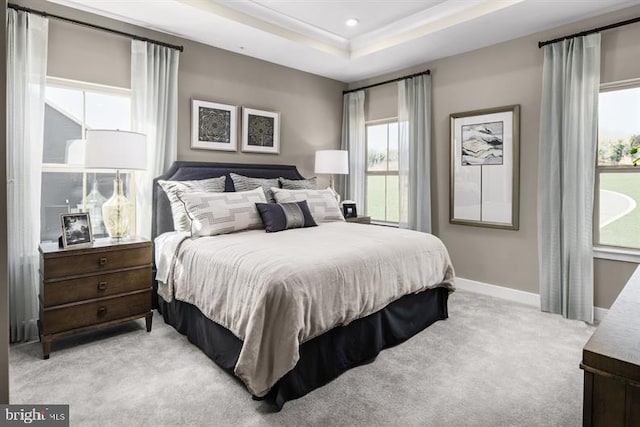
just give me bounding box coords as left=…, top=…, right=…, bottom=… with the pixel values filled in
left=99, top=257, right=108, bottom=266
left=97, top=306, right=107, bottom=317
left=97, top=281, right=108, bottom=291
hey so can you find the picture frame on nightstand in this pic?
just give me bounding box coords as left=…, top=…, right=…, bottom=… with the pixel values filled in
left=60, top=212, right=93, bottom=249
left=342, top=202, right=357, bottom=218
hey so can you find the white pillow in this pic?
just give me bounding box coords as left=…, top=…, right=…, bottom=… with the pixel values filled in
left=271, top=188, right=345, bottom=223
left=229, top=173, right=279, bottom=202
left=158, top=176, right=226, bottom=232
left=178, top=187, right=267, bottom=237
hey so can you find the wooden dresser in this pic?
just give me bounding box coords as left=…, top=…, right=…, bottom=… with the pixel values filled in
left=38, top=237, right=153, bottom=359
left=582, top=265, right=640, bottom=426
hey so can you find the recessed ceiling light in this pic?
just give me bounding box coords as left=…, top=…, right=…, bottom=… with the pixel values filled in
left=345, top=18, right=359, bottom=27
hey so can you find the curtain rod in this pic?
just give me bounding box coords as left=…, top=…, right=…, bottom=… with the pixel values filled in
left=343, top=69, right=430, bottom=95
left=7, top=2, right=184, bottom=52
left=538, top=15, right=640, bottom=48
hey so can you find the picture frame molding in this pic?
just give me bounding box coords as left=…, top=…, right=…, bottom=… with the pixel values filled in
left=60, top=212, right=94, bottom=249
left=241, top=107, right=281, bottom=154
left=191, top=99, right=238, bottom=152
left=449, top=104, right=520, bottom=230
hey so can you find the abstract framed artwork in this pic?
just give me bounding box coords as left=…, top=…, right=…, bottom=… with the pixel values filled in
left=241, top=107, right=280, bottom=154
left=450, top=105, right=520, bottom=230
left=191, top=99, right=237, bottom=151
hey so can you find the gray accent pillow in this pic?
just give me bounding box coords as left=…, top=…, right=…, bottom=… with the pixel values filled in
left=158, top=176, right=226, bottom=232
left=271, top=188, right=345, bottom=223
left=177, top=187, right=267, bottom=237
left=255, top=201, right=317, bottom=233
left=229, top=173, right=279, bottom=202
left=279, top=177, right=317, bottom=190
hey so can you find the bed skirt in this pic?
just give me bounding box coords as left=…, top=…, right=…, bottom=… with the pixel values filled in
left=158, top=286, right=449, bottom=409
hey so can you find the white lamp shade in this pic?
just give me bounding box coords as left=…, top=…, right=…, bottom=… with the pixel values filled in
left=84, top=129, right=147, bottom=170
left=314, top=150, right=349, bottom=174
left=65, top=139, right=85, bottom=165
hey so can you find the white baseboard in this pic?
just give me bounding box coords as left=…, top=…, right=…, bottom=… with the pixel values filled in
left=455, top=277, right=608, bottom=324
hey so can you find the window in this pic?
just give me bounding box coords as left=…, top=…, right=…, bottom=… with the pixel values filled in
left=595, top=82, right=640, bottom=251
left=365, top=121, right=399, bottom=223
left=41, top=78, right=132, bottom=242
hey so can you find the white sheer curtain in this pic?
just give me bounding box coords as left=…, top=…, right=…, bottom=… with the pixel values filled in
left=7, top=10, right=48, bottom=342
left=398, top=74, right=432, bottom=232
left=338, top=91, right=366, bottom=209
left=538, top=34, right=600, bottom=323
left=131, top=40, right=179, bottom=239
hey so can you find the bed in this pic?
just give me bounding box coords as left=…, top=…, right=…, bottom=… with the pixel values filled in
left=152, top=161, right=455, bottom=409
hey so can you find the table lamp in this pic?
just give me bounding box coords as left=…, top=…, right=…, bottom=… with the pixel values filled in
left=314, top=150, right=349, bottom=199
left=84, top=130, right=147, bottom=239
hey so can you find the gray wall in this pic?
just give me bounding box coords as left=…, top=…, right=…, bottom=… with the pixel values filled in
left=16, top=0, right=345, bottom=182
left=351, top=5, right=640, bottom=309
left=1, top=0, right=8, bottom=405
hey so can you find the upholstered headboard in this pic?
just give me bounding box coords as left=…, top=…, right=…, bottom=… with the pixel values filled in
left=152, top=161, right=305, bottom=240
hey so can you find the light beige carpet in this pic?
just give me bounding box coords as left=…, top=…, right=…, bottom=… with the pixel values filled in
left=9, top=290, right=595, bottom=426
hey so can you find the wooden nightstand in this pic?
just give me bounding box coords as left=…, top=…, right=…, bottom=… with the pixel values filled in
left=345, top=216, right=371, bottom=224
left=38, top=237, right=153, bottom=359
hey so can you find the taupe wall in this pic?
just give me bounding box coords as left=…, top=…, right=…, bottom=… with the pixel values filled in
left=16, top=0, right=345, bottom=181
left=351, top=5, right=640, bottom=309
left=1, top=0, right=8, bottom=405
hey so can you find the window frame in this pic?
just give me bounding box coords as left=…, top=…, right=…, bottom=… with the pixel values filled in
left=593, top=78, right=640, bottom=262
left=364, top=118, right=399, bottom=225
left=41, top=77, right=134, bottom=241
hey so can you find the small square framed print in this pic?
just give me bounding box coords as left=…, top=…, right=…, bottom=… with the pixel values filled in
left=191, top=99, right=237, bottom=151
left=60, top=213, right=93, bottom=248
left=241, top=107, right=280, bottom=154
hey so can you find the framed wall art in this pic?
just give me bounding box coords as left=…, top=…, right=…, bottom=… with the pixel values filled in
left=60, top=212, right=93, bottom=248
left=191, top=99, right=237, bottom=151
left=241, top=107, right=280, bottom=154
left=450, top=104, right=520, bottom=230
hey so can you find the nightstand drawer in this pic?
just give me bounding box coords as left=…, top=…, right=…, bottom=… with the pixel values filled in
left=42, top=246, right=151, bottom=279
left=42, top=267, right=152, bottom=307
left=41, top=290, right=151, bottom=335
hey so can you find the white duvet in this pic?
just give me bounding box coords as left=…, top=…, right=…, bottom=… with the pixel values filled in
left=156, top=222, right=455, bottom=397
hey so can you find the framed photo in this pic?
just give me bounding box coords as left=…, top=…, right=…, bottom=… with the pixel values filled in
left=60, top=212, right=94, bottom=248
left=241, top=107, right=280, bottom=154
left=342, top=203, right=357, bottom=218
left=191, top=99, right=237, bottom=151
left=450, top=105, right=520, bottom=230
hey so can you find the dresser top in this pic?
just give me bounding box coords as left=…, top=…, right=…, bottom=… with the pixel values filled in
left=39, top=236, right=150, bottom=255
left=583, top=265, right=640, bottom=382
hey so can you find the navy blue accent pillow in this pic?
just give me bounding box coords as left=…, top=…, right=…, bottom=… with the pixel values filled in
left=255, top=200, right=317, bottom=233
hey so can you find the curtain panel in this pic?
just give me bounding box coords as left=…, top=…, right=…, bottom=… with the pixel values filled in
left=537, top=34, right=601, bottom=323
left=7, top=10, right=49, bottom=342
left=338, top=91, right=366, bottom=209
left=131, top=40, right=179, bottom=239
left=398, top=74, right=432, bottom=233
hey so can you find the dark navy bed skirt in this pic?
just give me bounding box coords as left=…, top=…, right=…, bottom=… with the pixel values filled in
left=158, top=286, right=449, bottom=410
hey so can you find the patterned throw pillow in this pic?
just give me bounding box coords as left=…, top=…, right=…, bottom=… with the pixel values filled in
left=255, top=201, right=317, bottom=233
left=177, top=187, right=266, bottom=237
left=229, top=173, right=279, bottom=202
left=158, top=176, right=226, bottom=232
left=271, top=188, right=345, bottom=223
left=279, top=177, right=317, bottom=190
